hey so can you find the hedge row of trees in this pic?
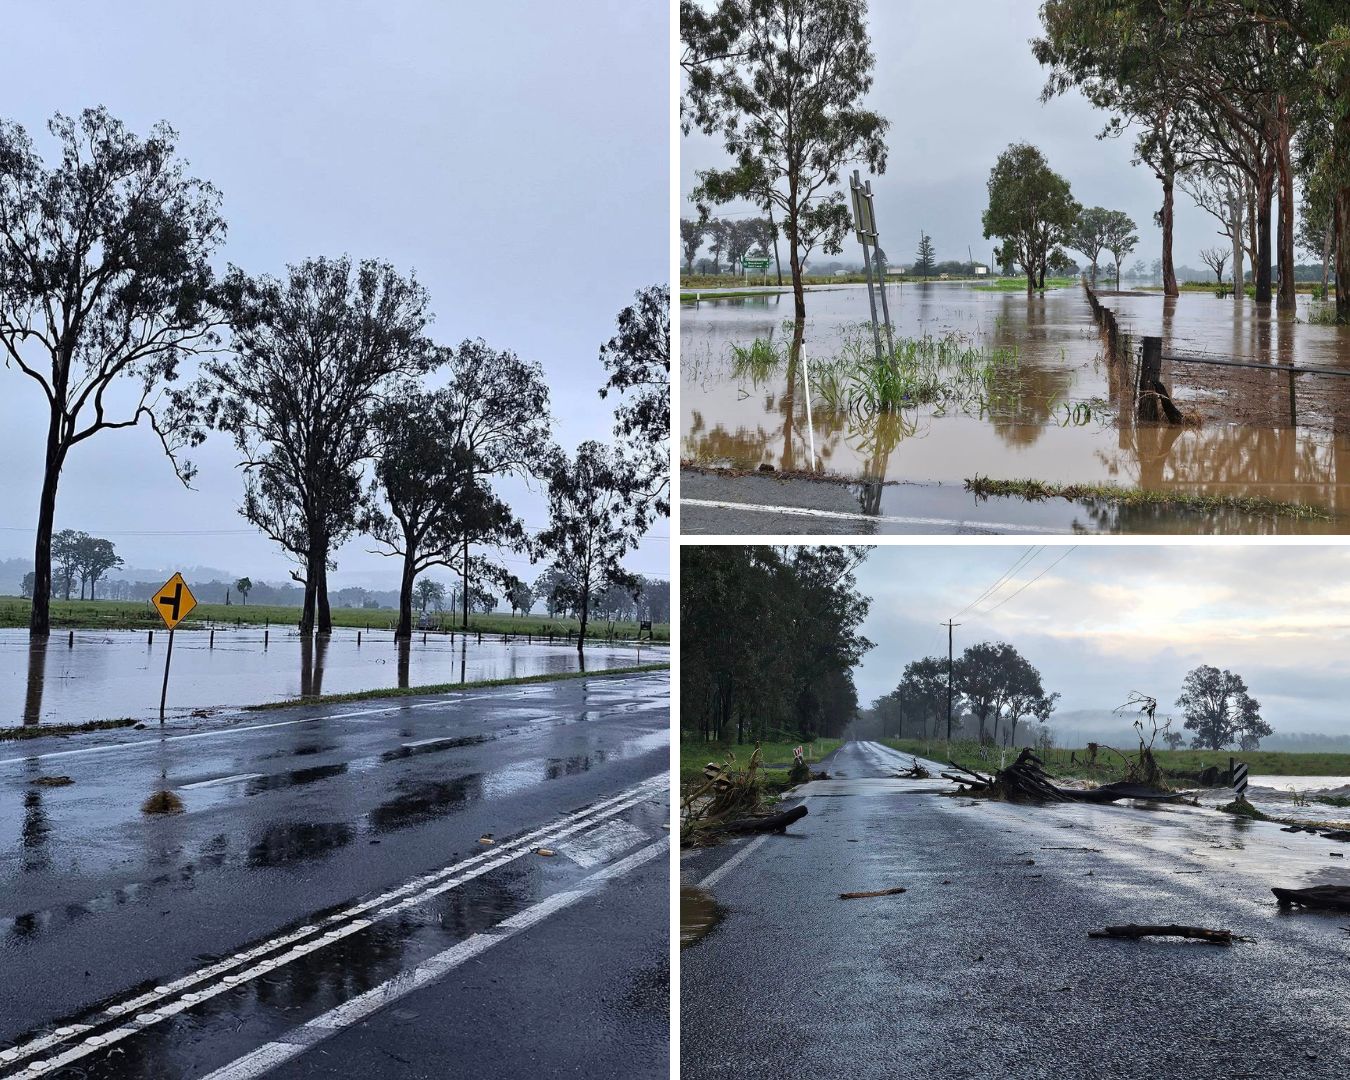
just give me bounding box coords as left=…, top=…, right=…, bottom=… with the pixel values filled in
left=681, top=545, right=873, bottom=744
left=19, top=530, right=123, bottom=601
left=0, top=109, right=669, bottom=656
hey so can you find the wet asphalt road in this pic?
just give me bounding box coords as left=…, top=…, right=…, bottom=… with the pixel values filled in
left=681, top=740, right=1350, bottom=1080
left=0, top=671, right=670, bottom=1079
left=679, top=470, right=1074, bottom=535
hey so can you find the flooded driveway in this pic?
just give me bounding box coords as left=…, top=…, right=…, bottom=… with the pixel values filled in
left=682, top=284, right=1350, bottom=532
left=1, top=627, right=668, bottom=728
left=0, top=671, right=669, bottom=1078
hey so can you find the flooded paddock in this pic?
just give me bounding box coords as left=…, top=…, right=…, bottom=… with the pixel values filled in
left=681, top=283, right=1350, bottom=531
left=1, top=627, right=666, bottom=728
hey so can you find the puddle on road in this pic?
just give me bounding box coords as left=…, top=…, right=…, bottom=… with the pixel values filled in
left=680, top=885, right=723, bottom=948
left=366, top=774, right=484, bottom=833
left=682, top=284, right=1350, bottom=529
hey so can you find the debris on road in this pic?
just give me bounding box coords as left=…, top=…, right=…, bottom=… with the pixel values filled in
left=1272, top=886, right=1350, bottom=912
left=1089, top=924, right=1248, bottom=946
left=478, top=834, right=495, bottom=846
left=897, top=758, right=931, bottom=779
left=141, top=790, right=184, bottom=815
left=944, top=749, right=1182, bottom=804
left=536, top=848, right=556, bottom=857
left=30, top=775, right=74, bottom=787
left=838, top=886, right=907, bottom=900
left=722, top=804, right=808, bottom=834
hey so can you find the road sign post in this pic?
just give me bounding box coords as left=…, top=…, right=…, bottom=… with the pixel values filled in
left=151, top=572, right=198, bottom=723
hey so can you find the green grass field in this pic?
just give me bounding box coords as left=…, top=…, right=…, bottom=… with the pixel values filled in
left=882, top=737, right=1350, bottom=783
left=972, top=276, right=1078, bottom=291
left=0, top=597, right=669, bottom=642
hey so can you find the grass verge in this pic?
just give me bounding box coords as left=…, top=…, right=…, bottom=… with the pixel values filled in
left=0, top=717, right=138, bottom=742
left=965, top=476, right=1333, bottom=522
left=972, top=276, right=1077, bottom=291
left=681, top=736, right=842, bottom=797
left=247, top=663, right=669, bottom=711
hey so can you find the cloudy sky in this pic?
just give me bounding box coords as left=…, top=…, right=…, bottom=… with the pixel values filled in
left=0, top=1, right=668, bottom=588
left=682, top=0, right=1271, bottom=275
left=853, top=545, right=1350, bottom=743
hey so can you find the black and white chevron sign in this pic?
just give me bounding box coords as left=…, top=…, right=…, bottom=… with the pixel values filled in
left=1232, top=762, right=1249, bottom=796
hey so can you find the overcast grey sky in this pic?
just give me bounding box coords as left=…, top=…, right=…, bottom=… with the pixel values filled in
left=682, top=0, right=1260, bottom=275
left=0, top=0, right=668, bottom=588
left=853, top=545, right=1350, bottom=743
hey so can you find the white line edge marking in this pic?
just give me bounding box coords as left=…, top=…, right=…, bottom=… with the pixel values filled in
left=680, top=497, right=1066, bottom=535
left=698, top=833, right=772, bottom=889
left=1, top=775, right=665, bottom=1074
left=196, top=839, right=668, bottom=1080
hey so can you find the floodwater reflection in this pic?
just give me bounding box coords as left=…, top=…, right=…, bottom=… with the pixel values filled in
left=682, top=283, right=1350, bottom=527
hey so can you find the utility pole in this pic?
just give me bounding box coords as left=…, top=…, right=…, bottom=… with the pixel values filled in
left=942, top=619, right=961, bottom=741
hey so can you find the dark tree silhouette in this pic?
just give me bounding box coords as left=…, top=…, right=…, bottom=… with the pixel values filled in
left=599, top=284, right=669, bottom=515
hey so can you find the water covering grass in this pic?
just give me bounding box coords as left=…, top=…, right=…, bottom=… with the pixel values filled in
left=728, top=337, right=784, bottom=382
left=972, top=276, right=1077, bottom=291
left=811, top=330, right=1019, bottom=415
left=965, top=476, right=1332, bottom=521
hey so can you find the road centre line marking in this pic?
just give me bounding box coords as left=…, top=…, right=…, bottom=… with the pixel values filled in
left=197, top=839, right=668, bottom=1080
left=680, top=497, right=1065, bottom=535
left=0, top=677, right=658, bottom=768
left=0, top=775, right=665, bottom=1075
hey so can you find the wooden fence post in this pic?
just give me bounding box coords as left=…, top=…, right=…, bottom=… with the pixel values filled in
left=1138, top=336, right=1163, bottom=421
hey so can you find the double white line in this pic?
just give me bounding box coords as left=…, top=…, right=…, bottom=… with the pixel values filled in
left=1, top=774, right=665, bottom=1077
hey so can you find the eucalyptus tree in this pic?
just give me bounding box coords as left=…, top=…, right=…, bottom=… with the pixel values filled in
left=687, top=0, right=889, bottom=318
left=537, top=441, right=648, bottom=659
left=1102, top=210, right=1139, bottom=289
left=75, top=535, right=121, bottom=600
left=0, top=108, right=227, bottom=636
left=367, top=384, right=520, bottom=638
left=598, top=284, right=669, bottom=515
left=981, top=144, right=1079, bottom=295
left=437, top=339, right=554, bottom=629
left=680, top=217, right=705, bottom=271
left=200, top=256, right=434, bottom=635
left=1068, top=206, right=1114, bottom=285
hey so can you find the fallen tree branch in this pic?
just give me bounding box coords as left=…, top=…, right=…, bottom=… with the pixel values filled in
left=838, top=886, right=907, bottom=900
left=1089, top=924, right=1246, bottom=945
left=720, top=804, right=808, bottom=834
left=1272, top=885, right=1350, bottom=912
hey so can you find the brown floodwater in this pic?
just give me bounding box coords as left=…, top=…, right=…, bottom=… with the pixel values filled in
left=681, top=283, right=1350, bottom=531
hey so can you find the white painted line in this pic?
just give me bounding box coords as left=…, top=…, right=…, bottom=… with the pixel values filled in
left=699, top=833, right=772, bottom=889
left=196, top=839, right=668, bottom=1080
left=180, top=773, right=263, bottom=790
left=681, top=497, right=1066, bottom=535
left=0, top=775, right=665, bottom=1075
left=401, top=737, right=462, bottom=749
left=556, top=819, right=650, bottom=869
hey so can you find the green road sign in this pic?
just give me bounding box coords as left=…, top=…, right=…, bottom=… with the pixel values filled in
left=742, top=258, right=772, bottom=270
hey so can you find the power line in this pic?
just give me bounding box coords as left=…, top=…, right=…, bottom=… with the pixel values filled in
left=950, top=546, right=1041, bottom=620
left=977, top=547, right=1078, bottom=616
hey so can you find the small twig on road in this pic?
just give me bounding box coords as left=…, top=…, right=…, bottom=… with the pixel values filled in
left=838, top=887, right=907, bottom=900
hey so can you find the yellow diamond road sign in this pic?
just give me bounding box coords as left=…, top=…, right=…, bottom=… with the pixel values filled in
left=152, top=573, right=197, bottom=630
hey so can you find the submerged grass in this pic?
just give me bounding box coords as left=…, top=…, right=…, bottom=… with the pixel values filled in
left=966, top=476, right=1333, bottom=522
left=729, top=337, right=784, bottom=381
left=0, top=717, right=138, bottom=742
left=811, top=330, right=1019, bottom=415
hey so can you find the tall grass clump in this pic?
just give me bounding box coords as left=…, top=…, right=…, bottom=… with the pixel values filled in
left=728, top=337, right=783, bottom=382
left=812, top=330, right=1018, bottom=415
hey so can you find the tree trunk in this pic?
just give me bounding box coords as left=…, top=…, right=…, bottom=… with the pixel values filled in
left=396, top=552, right=416, bottom=639
left=768, top=204, right=784, bottom=287
left=1338, top=186, right=1350, bottom=324
left=1161, top=169, right=1178, bottom=298
left=1229, top=181, right=1244, bottom=296
left=299, top=551, right=318, bottom=635
left=30, top=417, right=65, bottom=638
left=1255, top=160, right=1274, bottom=303
left=1321, top=218, right=1332, bottom=296
left=461, top=540, right=470, bottom=629
left=787, top=186, right=806, bottom=320
left=576, top=597, right=587, bottom=661
left=1276, top=97, right=1296, bottom=313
